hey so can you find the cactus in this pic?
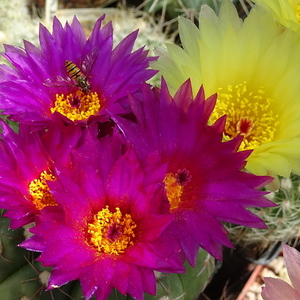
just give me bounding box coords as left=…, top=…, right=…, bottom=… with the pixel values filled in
left=227, top=174, right=300, bottom=253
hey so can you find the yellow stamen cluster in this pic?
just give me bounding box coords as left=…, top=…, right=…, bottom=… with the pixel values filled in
left=28, top=170, right=57, bottom=210
left=51, top=90, right=101, bottom=121
left=163, top=173, right=184, bottom=210
left=87, top=206, right=137, bottom=255
left=210, top=81, right=279, bottom=151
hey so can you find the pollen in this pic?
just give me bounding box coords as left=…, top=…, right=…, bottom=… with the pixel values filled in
left=51, top=90, right=101, bottom=121
left=210, top=81, right=279, bottom=151
left=87, top=206, right=137, bottom=255
left=163, top=169, right=191, bottom=210
left=28, top=170, right=57, bottom=210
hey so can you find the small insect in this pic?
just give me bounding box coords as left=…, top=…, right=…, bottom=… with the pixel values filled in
left=44, top=47, right=99, bottom=93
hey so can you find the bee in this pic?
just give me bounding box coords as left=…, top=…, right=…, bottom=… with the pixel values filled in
left=44, top=47, right=99, bottom=93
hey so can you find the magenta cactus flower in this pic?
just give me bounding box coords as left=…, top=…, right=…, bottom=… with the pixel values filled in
left=0, top=117, right=82, bottom=229
left=0, top=15, right=156, bottom=127
left=20, top=132, right=184, bottom=300
left=113, top=79, right=275, bottom=263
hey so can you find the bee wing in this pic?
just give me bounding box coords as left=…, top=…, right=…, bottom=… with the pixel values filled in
left=81, top=47, right=99, bottom=75
left=44, top=76, right=73, bottom=87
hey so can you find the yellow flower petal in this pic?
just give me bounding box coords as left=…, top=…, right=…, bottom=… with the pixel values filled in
left=252, top=0, right=300, bottom=31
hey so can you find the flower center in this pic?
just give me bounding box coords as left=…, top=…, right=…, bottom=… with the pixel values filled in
left=51, top=90, right=101, bottom=121
left=210, top=82, right=279, bottom=151
left=87, top=206, right=137, bottom=255
left=163, top=169, right=191, bottom=210
left=28, top=170, right=57, bottom=210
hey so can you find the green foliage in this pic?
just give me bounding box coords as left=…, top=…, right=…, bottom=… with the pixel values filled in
left=0, top=114, right=18, bottom=132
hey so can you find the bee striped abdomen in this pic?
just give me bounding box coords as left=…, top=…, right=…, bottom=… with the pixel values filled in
left=65, top=60, right=82, bottom=80
left=64, top=60, right=91, bottom=93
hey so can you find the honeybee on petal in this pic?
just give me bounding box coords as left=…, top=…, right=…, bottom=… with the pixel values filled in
left=44, top=47, right=99, bottom=93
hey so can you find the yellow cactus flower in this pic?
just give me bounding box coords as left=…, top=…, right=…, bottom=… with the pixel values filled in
left=152, top=0, right=300, bottom=179
left=252, top=0, right=300, bottom=31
